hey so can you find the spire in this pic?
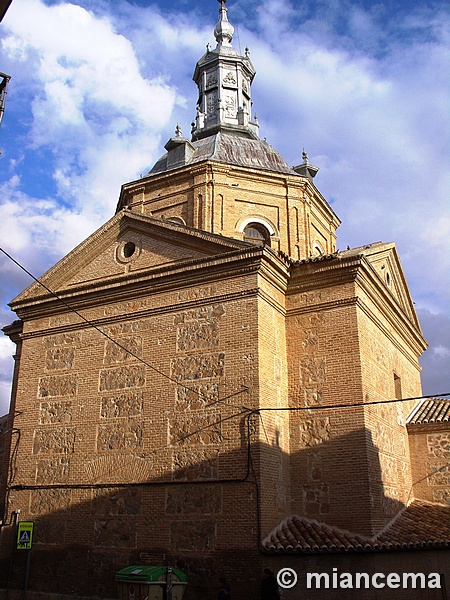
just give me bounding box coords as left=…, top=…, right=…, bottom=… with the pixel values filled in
left=191, top=1, right=259, bottom=140
left=214, top=0, right=234, bottom=47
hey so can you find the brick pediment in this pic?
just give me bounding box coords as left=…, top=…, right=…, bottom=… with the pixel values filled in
left=9, top=211, right=252, bottom=312
left=289, top=242, right=423, bottom=335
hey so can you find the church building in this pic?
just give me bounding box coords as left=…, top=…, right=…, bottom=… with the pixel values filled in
left=1, top=2, right=449, bottom=599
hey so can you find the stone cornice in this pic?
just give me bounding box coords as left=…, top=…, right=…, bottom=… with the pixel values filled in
left=118, top=158, right=328, bottom=204
left=9, top=245, right=287, bottom=321
left=354, top=295, right=426, bottom=369
left=288, top=253, right=362, bottom=292
left=258, top=247, right=290, bottom=293
left=2, top=319, right=23, bottom=344
left=15, top=287, right=261, bottom=341
left=302, top=179, right=341, bottom=229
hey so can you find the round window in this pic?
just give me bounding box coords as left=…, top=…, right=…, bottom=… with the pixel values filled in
left=116, top=239, right=140, bottom=264
left=122, top=241, right=136, bottom=258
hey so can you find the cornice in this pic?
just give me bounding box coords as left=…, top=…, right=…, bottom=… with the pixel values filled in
left=303, top=179, right=341, bottom=227
left=288, top=254, right=362, bottom=292
left=354, top=295, right=427, bottom=368
left=17, top=287, right=261, bottom=341
left=9, top=212, right=255, bottom=310
left=117, top=164, right=206, bottom=210
left=407, top=422, right=450, bottom=434
left=9, top=246, right=272, bottom=319
left=2, top=319, right=23, bottom=344
left=257, top=288, right=286, bottom=316
left=354, top=268, right=427, bottom=358
left=257, top=247, right=290, bottom=295
left=123, top=158, right=304, bottom=192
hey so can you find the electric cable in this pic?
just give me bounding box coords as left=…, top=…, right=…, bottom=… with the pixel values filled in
left=0, top=246, right=250, bottom=406
left=1, top=247, right=449, bottom=533
left=2, top=246, right=448, bottom=415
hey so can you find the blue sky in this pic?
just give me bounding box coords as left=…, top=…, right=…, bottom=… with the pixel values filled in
left=0, top=0, right=449, bottom=414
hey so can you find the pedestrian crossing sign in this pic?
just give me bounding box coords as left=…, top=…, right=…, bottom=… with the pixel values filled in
left=17, top=521, right=34, bottom=550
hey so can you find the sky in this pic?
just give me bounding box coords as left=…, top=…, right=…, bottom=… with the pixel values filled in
left=0, top=0, right=449, bottom=415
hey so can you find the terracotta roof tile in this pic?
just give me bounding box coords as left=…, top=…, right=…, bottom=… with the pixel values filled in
left=263, top=515, right=372, bottom=553
left=377, top=500, right=450, bottom=549
left=262, top=500, right=450, bottom=554
left=407, top=398, right=450, bottom=425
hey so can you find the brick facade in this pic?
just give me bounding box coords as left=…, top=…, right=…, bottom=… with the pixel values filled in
left=1, top=4, right=448, bottom=598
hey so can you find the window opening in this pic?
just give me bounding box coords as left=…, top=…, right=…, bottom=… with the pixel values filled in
left=394, top=373, right=402, bottom=399
left=122, top=241, right=136, bottom=258
left=243, top=223, right=270, bottom=246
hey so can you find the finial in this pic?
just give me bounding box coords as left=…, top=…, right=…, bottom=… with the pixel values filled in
left=214, top=0, right=234, bottom=46
left=302, top=148, right=309, bottom=164
left=245, top=47, right=250, bottom=57
left=175, top=124, right=182, bottom=137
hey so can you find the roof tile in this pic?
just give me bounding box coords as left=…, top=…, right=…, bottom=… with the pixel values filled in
left=407, top=398, right=450, bottom=425
left=262, top=500, right=450, bottom=554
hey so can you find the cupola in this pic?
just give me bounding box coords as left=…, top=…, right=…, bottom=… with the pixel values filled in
left=191, top=0, right=259, bottom=140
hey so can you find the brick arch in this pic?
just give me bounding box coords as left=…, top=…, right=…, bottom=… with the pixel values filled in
left=235, top=215, right=279, bottom=239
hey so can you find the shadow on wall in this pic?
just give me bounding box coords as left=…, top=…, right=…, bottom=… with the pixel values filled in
left=0, top=419, right=427, bottom=600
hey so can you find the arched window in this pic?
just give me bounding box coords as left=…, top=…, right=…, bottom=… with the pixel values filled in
left=167, top=216, right=186, bottom=226
left=243, top=223, right=271, bottom=246
left=312, top=243, right=324, bottom=257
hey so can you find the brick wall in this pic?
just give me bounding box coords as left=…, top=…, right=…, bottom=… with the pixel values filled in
left=120, top=161, right=339, bottom=260
left=408, top=424, right=450, bottom=505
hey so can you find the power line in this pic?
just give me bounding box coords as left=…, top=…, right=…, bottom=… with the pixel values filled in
left=3, top=247, right=448, bottom=410
left=2, top=245, right=449, bottom=463
left=0, top=246, right=249, bottom=406
left=2, top=246, right=449, bottom=498
left=247, top=393, right=450, bottom=416
left=5, top=391, right=449, bottom=494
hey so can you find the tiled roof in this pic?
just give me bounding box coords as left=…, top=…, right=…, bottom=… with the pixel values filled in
left=407, top=398, right=450, bottom=425
left=284, top=242, right=389, bottom=268
left=262, top=514, right=371, bottom=553
left=262, top=500, right=450, bottom=554
left=376, top=501, right=450, bottom=548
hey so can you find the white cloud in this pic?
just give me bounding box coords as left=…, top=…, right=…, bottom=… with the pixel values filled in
left=0, top=0, right=208, bottom=414
left=0, top=334, right=14, bottom=416
left=418, top=309, right=450, bottom=396
left=2, top=0, right=179, bottom=221
left=0, top=176, right=97, bottom=260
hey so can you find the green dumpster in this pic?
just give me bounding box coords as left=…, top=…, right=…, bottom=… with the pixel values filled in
left=116, top=566, right=187, bottom=600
